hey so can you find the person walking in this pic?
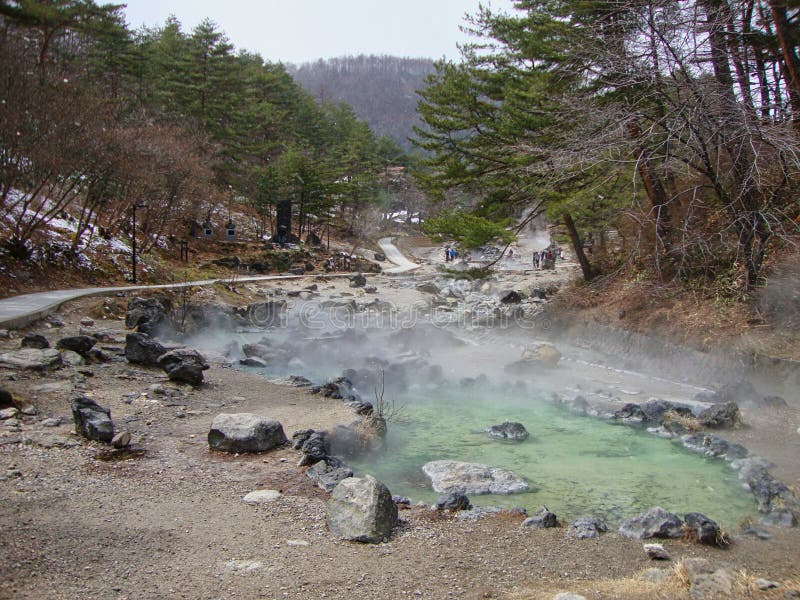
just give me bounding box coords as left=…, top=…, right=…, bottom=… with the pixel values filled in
left=445, top=246, right=451, bottom=262
left=533, top=252, right=539, bottom=269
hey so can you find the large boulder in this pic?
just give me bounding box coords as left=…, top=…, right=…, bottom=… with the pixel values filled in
left=56, top=335, right=96, bottom=355
left=124, top=333, right=167, bottom=366
left=698, top=402, right=741, bottom=428
left=422, top=460, right=529, bottom=495
left=485, top=421, right=529, bottom=441
left=618, top=507, right=684, bottom=539
left=0, top=348, right=62, bottom=370
left=21, top=333, right=49, bottom=349
left=208, top=413, right=288, bottom=453
left=499, top=290, right=522, bottom=304
left=71, top=396, right=114, bottom=443
left=327, top=475, right=398, bottom=543
left=158, top=348, right=209, bottom=385
left=640, top=398, right=694, bottom=424
left=349, top=273, right=367, bottom=288
left=126, top=297, right=170, bottom=335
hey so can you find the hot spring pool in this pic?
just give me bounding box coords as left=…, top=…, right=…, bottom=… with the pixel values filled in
left=347, top=387, right=754, bottom=527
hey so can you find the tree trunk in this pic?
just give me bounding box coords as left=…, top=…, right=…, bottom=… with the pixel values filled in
left=767, top=0, right=800, bottom=124
left=562, top=212, right=595, bottom=282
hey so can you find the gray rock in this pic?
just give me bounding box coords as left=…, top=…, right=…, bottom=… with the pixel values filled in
left=60, top=350, right=85, bottom=366
left=0, top=407, right=19, bottom=420
left=643, top=543, right=670, bottom=560
left=422, top=460, right=529, bottom=495
left=111, top=431, right=131, bottom=448
left=208, top=413, right=287, bottom=453
left=56, top=335, right=97, bottom=355
left=125, top=333, right=167, bottom=366
left=327, top=475, right=398, bottom=543
left=79, top=317, right=95, bottom=327
left=755, top=579, right=779, bottom=590
left=416, top=282, right=440, bottom=295
left=684, top=512, right=722, bottom=545
left=307, top=458, right=353, bottom=492
left=485, top=421, right=529, bottom=441
left=71, top=396, right=114, bottom=443
left=566, top=517, right=607, bottom=539
left=41, top=417, right=62, bottom=427
left=619, top=507, right=683, bottom=539
left=158, top=347, right=209, bottom=385
left=239, top=357, right=268, bottom=368
left=21, top=333, right=50, bottom=349
left=0, top=388, right=12, bottom=409
left=680, top=558, right=735, bottom=600
left=499, top=290, right=522, bottom=304
left=760, top=509, right=797, bottom=528
left=298, top=431, right=330, bottom=466
left=435, top=492, right=471, bottom=511
left=522, top=506, right=558, bottom=528
left=553, top=594, right=587, bottom=600
left=698, top=401, right=741, bottom=428
left=126, top=297, right=170, bottom=335
left=242, top=489, right=282, bottom=505
left=349, top=273, right=367, bottom=288
left=0, top=348, right=62, bottom=370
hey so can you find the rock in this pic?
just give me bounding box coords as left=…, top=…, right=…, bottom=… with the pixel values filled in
left=0, top=348, right=62, bottom=370
left=0, top=388, right=12, bottom=409
left=158, top=348, right=209, bottom=385
left=614, top=403, right=646, bottom=424
left=374, top=252, right=386, bottom=261
left=60, top=350, right=85, bottom=366
left=619, top=507, right=683, bottom=539
left=349, top=273, right=367, bottom=288
left=755, top=579, right=779, bottom=590
left=698, top=402, right=741, bottom=428
left=485, top=421, right=529, bottom=441
left=416, top=282, right=440, bottom=295
left=522, top=506, right=558, bottom=528
left=684, top=512, right=722, bottom=545
left=41, top=417, right=62, bottom=427
left=55, top=335, right=97, bottom=355
left=680, top=558, right=735, bottom=600
left=71, top=395, right=114, bottom=443
left=520, top=343, right=561, bottom=367
left=111, top=431, right=131, bottom=448
left=307, top=458, right=354, bottom=492
left=242, top=489, right=282, bottom=505
left=298, top=431, right=330, bottom=466
left=126, top=297, right=170, bottom=335
left=125, top=333, right=167, bottom=366
left=640, top=398, right=694, bottom=423
left=741, top=525, right=771, bottom=539
left=760, top=509, right=797, bottom=527
left=553, top=594, right=587, bottom=600
left=435, top=492, right=472, bottom=511
left=208, top=413, right=287, bottom=453
left=499, top=290, right=522, bottom=304
left=566, top=517, right=607, bottom=539
left=0, top=407, right=19, bottom=420
left=644, top=543, right=670, bottom=560
left=364, top=285, right=377, bottom=294
left=292, top=429, right=316, bottom=450
left=239, top=357, right=268, bottom=368
left=18, top=404, right=34, bottom=415
left=422, top=460, right=529, bottom=495
left=327, top=475, right=398, bottom=543
left=21, top=333, right=50, bottom=349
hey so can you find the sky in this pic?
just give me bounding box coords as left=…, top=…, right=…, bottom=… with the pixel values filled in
left=121, top=0, right=518, bottom=64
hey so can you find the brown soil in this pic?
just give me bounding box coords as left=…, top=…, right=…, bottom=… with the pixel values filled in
left=1, top=269, right=800, bottom=599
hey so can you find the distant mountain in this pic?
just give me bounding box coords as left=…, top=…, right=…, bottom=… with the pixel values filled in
left=288, top=55, right=436, bottom=150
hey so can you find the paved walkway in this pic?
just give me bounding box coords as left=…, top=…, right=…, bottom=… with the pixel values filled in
left=378, top=237, right=421, bottom=274
left=0, top=273, right=365, bottom=330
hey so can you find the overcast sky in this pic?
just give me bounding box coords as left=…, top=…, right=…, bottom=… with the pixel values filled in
left=121, top=0, right=517, bottom=64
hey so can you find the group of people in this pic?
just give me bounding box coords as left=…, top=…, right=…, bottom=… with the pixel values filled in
left=532, top=247, right=564, bottom=269
left=444, top=246, right=459, bottom=262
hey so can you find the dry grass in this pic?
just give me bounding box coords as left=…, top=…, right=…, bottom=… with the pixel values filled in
left=505, top=570, right=687, bottom=599
left=663, top=410, right=703, bottom=433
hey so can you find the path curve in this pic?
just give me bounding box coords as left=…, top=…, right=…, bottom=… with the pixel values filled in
left=0, top=272, right=370, bottom=329
left=377, top=237, right=421, bottom=274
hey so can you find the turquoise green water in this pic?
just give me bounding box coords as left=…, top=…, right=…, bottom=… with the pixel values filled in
left=348, top=388, right=755, bottom=527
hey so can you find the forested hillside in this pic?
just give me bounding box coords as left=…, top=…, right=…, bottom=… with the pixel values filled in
left=415, top=0, right=800, bottom=298
left=0, top=3, right=405, bottom=269
left=290, top=55, right=436, bottom=149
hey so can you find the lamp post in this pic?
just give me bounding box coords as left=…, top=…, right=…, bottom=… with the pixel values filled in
left=131, top=202, right=146, bottom=283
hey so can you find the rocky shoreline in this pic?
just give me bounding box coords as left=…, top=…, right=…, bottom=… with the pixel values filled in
left=1, top=266, right=799, bottom=599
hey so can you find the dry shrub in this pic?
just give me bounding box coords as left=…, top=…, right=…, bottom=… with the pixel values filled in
left=663, top=410, right=703, bottom=433
left=681, top=524, right=731, bottom=547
